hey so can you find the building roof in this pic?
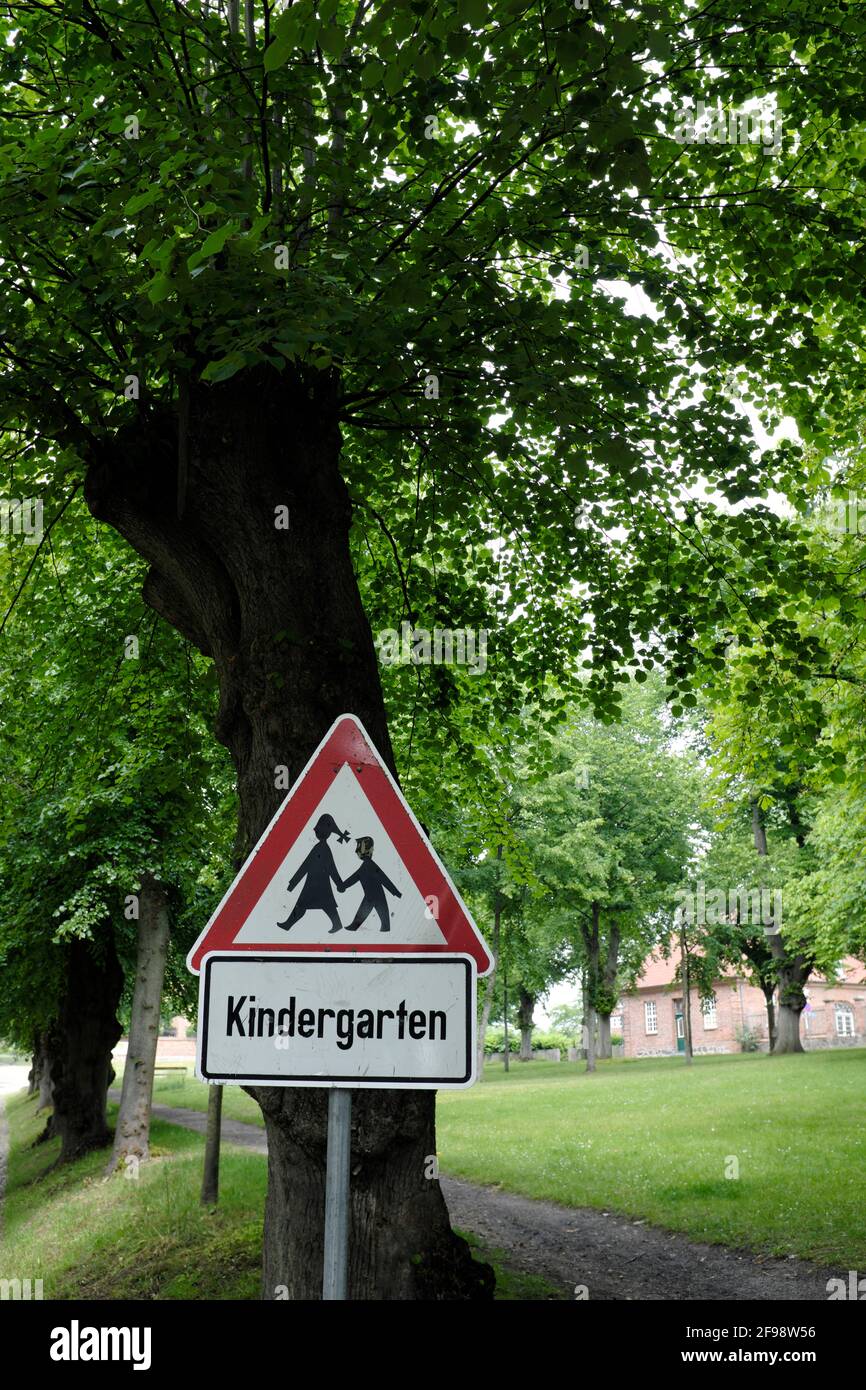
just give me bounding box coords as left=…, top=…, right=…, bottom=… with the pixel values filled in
left=633, top=947, right=865, bottom=992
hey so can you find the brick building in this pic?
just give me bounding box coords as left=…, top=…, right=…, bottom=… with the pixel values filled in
left=616, top=949, right=866, bottom=1058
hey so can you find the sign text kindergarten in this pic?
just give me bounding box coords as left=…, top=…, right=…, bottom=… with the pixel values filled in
left=198, top=953, right=475, bottom=1088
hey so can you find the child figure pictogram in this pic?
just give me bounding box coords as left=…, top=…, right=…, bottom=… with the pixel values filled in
left=276, top=813, right=350, bottom=935
left=341, top=836, right=402, bottom=933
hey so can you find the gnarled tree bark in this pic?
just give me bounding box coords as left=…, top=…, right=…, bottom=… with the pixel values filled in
left=517, top=986, right=535, bottom=1061
left=43, top=934, right=123, bottom=1163
left=751, top=800, right=811, bottom=1054
left=106, top=873, right=171, bottom=1175
left=84, top=366, right=492, bottom=1299
left=596, top=921, right=621, bottom=1059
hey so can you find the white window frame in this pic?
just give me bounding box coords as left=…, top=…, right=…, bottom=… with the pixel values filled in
left=644, top=1000, right=658, bottom=1035
left=701, top=993, right=718, bottom=1030
left=835, top=1004, right=855, bottom=1038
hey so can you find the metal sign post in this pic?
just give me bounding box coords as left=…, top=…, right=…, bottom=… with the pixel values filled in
left=322, top=1088, right=352, bottom=1300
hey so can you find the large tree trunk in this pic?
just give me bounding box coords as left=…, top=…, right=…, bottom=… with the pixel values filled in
left=33, top=1032, right=58, bottom=1144
left=582, top=905, right=601, bottom=1074
left=27, top=1040, right=40, bottom=1097
left=774, top=998, right=805, bottom=1053
left=32, top=1032, right=58, bottom=1145
left=476, top=848, right=502, bottom=1077
left=37, top=1052, right=54, bottom=1112
left=106, top=875, right=171, bottom=1175
left=44, top=935, right=123, bottom=1164
left=596, top=921, right=621, bottom=1060
left=768, top=944, right=810, bottom=1053
left=584, top=1001, right=597, bottom=1073
left=763, top=984, right=777, bottom=1052
left=680, top=928, right=694, bottom=1065
left=30, top=1032, right=52, bottom=1106
left=84, top=366, right=492, bottom=1300
left=517, top=987, right=535, bottom=1061
left=751, top=800, right=810, bottom=1056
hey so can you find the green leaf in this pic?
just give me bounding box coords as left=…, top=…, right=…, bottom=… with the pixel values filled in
left=125, top=188, right=160, bottom=215
left=201, top=351, right=247, bottom=383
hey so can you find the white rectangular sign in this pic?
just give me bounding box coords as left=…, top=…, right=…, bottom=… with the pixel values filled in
left=198, top=953, right=476, bottom=1089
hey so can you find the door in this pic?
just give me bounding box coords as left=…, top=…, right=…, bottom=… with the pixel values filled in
left=674, top=1002, right=685, bottom=1053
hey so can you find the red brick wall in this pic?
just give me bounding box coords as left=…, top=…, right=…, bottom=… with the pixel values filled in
left=621, top=980, right=865, bottom=1058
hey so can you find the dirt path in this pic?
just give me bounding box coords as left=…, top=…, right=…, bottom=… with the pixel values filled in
left=0, top=1066, right=29, bottom=1243
left=442, top=1175, right=833, bottom=1301
left=0, top=1097, right=8, bottom=1243
left=139, top=1097, right=832, bottom=1301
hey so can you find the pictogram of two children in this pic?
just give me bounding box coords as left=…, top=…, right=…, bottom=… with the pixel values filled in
left=277, top=814, right=401, bottom=935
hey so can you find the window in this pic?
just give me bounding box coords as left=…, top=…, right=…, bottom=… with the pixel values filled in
left=644, top=1000, right=657, bottom=1034
left=702, top=993, right=718, bottom=1030
left=835, top=1004, right=855, bottom=1038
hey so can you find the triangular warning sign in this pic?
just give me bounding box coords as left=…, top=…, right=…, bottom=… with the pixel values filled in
left=187, top=714, right=492, bottom=975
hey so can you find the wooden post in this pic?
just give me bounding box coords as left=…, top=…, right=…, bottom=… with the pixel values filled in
left=200, top=1083, right=223, bottom=1205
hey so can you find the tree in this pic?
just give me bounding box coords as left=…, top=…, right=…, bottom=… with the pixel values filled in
left=3, top=0, right=859, bottom=1293
left=106, top=872, right=171, bottom=1175
left=692, top=477, right=866, bottom=994
left=680, top=811, right=794, bottom=1052
left=522, top=683, right=699, bottom=1067
left=0, top=501, right=232, bottom=1162
left=549, top=998, right=583, bottom=1046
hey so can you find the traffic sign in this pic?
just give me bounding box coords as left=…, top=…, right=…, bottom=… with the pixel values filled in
left=197, top=953, right=476, bottom=1088
left=186, top=714, right=492, bottom=974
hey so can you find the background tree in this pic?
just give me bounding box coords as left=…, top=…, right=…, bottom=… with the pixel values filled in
left=522, top=683, right=699, bottom=1065
left=2, top=0, right=862, bottom=1293
left=0, top=500, right=232, bottom=1161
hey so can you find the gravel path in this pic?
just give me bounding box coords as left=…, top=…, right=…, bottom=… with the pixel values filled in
left=0, top=1098, right=8, bottom=1244
left=0, top=1066, right=29, bottom=1244
left=136, top=1096, right=833, bottom=1301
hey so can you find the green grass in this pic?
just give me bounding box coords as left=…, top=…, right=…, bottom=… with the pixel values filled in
left=147, top=1066, right=264, bottom=1127
left=3, top=1089, right=263, bottom=1300
left=437, top=1049, right=866, bottom=1266
left=126, top=1048, right=866, bottom=1268
left=1, top=1088, right=540, bottom=1300
left=460, top=1233, right=565, bottom=1300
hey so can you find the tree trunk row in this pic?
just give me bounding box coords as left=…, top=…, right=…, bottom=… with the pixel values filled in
left=83, top=366, right=491, bottom=1299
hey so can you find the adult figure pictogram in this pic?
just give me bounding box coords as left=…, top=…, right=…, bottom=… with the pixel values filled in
left=277, top=813, right=350, bottom=934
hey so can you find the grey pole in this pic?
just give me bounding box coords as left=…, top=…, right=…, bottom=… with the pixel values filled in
left=322, top=1087, right=352, bottom=1300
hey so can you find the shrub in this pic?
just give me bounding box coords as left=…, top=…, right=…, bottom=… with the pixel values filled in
left=530, top=1029, right=572, bottom=1052
left=483, top=1027, right=519, bottom=1054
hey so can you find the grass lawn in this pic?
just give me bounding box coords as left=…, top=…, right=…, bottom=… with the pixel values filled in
left=3, top=1088, right=264, bottom=1299
left=148, top=1067, right=264, bottom=1127
left=437, top=1049, right=866, bottom=1266
left=1, top=1088, right=557, bottom=1300
left=137, top=1048, right=866, bottom=1267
